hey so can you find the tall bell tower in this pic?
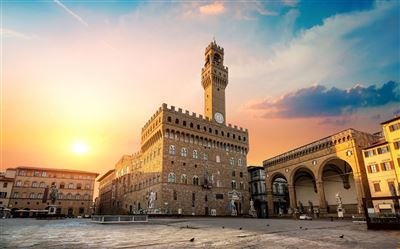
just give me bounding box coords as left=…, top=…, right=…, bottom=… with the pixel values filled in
left=201, top=40, right=228, bottom=124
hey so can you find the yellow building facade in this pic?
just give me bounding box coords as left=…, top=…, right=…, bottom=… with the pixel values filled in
left=362, top=116, right=400, bottom=213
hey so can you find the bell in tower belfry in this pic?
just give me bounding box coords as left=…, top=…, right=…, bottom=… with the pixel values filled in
left=201, top=40, right=228, bottom=124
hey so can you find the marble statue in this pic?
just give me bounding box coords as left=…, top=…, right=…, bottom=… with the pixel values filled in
left=231, top=199, right=237, bottom=216
left=148, top=191, right=156, bottom=209
left=249, top=199, right=257, bottom=217
left=50, top=184, right=58, bottom=205
left=336, top=192, right=344, bottom=218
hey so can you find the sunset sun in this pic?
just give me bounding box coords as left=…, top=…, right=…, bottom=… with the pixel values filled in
left=71, top=140, right=89, bottom=155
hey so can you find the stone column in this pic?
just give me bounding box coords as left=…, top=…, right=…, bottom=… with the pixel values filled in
left=288, top=185, right=297, bottom=210
left=316, top=181, right=327, bottom=214
left=353, top=176, right=365, bottom=214
left=266, top=188, right=274, bottom=216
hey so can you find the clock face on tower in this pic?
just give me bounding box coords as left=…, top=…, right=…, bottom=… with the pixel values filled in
left=214, top=112, right=224, bottom=124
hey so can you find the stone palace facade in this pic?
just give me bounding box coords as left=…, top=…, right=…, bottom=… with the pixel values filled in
left=97, top=41, right=250, bottom=216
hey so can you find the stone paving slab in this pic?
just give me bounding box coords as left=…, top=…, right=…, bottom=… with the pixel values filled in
left=0, top=218, right=399, bottom=248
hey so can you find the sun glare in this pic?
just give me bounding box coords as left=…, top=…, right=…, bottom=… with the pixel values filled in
left=71, top=140, right=89, bottom=155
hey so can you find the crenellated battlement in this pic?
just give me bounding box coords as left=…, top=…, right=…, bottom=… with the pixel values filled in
left=161, top=103, right=247, bottom=133
left=205, top=40, right=224, bottom=54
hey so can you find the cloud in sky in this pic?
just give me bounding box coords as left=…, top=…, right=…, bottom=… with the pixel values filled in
left=282, top=0, right=299, bottom=7
left=1, top=28, right=33, bottom=40
left=233, top=0, right=399, bottom=99
left=250, top=81, right=400, bottom=118
left=53, top=0, right=89, bottom=27
left=199, top=1, right=225, bottom=15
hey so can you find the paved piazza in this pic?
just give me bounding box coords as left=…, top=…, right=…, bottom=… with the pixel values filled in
left=1, top=218, right=399, bottom=248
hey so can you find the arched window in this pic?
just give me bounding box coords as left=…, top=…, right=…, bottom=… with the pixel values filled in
left=75, top=194, right=81, bottom=200
left=216, top=155, right=220, bottom=163
left=230, top=158, right=235, bottom=166
left=169, top=145, right=176, bottom=155
left=181, top=148, right=188, bottom=157
left=60, top=182, right=65, bottom=189
left=85, top=184, right=90, bottom=190
left=168, top=173, right=176, bottom=183
left=32, top=182, right=38, bottom=188
left=37, top=193, right=43, bottom=199
left=84, top=194, right=89, bottom=200
left=68, top=183, right=74, bottom=189
left=175, top=118, right=179, bottom=124
left=181, top=174, right=188, bottom=184
left=29, top=193, right=36, bottom=199
left=240, top=182, right=244, bottom=190
left=58, top=193, right=63, bottom=199
left=167, top=116, right=171, bottom=122
left=231, top=180, right=236, bottom=189
left=16, top=180, right=22, bottom=187
left=238, top=159, right=243, bottom=167
left=77, top=183, right=82, bottom=190
left=204, top=153, right=208, bottom=160
left=66, top=193, right=72, bottom=199
left=39, top=182, right=45, bottom=188
left=192, top=150, right=198, bottom=159
left=192, top=176, right=199, bottom=185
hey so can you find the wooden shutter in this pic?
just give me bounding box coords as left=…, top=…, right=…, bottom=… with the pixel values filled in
left=367, top=165, right=372, bottom=173
left=375, top=164, right=380, bottom=172
left=390, top=161, right=394, bottom=170
left=381, top=163, right=385, bottom=171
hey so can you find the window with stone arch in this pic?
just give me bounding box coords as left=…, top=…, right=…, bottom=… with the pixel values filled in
left=192, top=150, right=198, bottom=159
left=204, top=153, right=208, bottom=161
left=230, top=157, right=235, bottom=166
left=238, top=159, right=243, bottom=167
left=168, top=173, right=176, bottom=183
left=66, top=193, right=72, bottom=199
left=231, top=180, right=236, bottom=189
left=32, top=182, right=38, bottom=188
left=75, top=194, right=81, bottom=200
left=181, top=174, right=188, bottom=184
left=39, top=182, right=45, bottom=188
left=84, top=194, right=89, bottom=200
left=193, top=176, right=199, bottom=185
left=216, top=155, right=220, bottom=163
left=169, top=145, right=176, bottom=155
left=29, top=192, right=36, bottom=199
left=240, top=181, right=244, bottom=190
left=37, top=193, right=43, bottom=199
left=68, top=183, right=74, bottom=189
left=181, top=147, right=188, bottom=157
